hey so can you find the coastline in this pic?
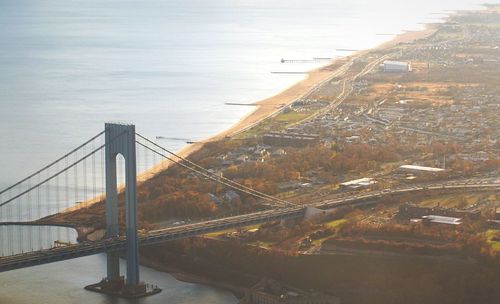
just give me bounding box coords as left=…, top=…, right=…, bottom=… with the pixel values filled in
left=31, top=4, right=500, bottom=302
left=3, top=2, right=499, bottom=304
left=137, top=23, right=439, bottom=182
left=134, top=19, right=442, bottom=296
left=59, top=8, right=447, bottom=291
left=59, top=8, right=444, bottom=225
left=139, top=255, right=248, bottom=298
left=64, top=18, right=440, bottom=213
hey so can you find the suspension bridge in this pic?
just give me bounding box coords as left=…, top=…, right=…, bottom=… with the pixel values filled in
left=0, top=122, right=299, bottom=298
left=0, top=122, right=498, bottom=298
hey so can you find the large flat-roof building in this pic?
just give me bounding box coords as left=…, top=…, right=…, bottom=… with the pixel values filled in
left=422, top=215, right=462, bottom=226
left=242, top=279, right=340, bottom=304
left=380, top=60, right=412, bottom=72
left=398, top=165, right=445, bottom=174
left=339, top=177, right=377, bottom=190
left=263, top=132, right=319, bottom=147
left=399, top=203, right=480, bottom=220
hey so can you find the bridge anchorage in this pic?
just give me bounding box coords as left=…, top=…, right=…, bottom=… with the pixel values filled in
left=84, top=123, right=160, bottom=298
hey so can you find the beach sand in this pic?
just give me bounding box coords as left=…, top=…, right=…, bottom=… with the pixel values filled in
left=137, top=24, right=439, bottom=181
left=66, top=23, right=439, bottom=211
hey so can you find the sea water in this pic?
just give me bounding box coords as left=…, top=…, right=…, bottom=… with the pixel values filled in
left=0, top=0, right=494, bottom=303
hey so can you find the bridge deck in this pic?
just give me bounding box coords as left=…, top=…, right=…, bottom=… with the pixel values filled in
left=0, top=180, right=498, bottom=273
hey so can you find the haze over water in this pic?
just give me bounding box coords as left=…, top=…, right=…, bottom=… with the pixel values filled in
left=0, top=0, right=490, bottom=188
left=0, top=0, right=495, bottom=303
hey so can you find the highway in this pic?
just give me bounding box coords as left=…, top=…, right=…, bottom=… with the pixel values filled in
left=313, top=178, right=499, bottom=209
left=289, top=52, right=395, bottom=129
left=0, top=178, right=498, bottom=273
left=229, top=57, right=354, bottom=138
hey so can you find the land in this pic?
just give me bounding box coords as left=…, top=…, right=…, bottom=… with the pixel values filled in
left=45, top=5, right=500, bottom=304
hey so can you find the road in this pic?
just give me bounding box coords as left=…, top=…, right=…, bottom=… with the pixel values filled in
left=288, top=52, right=395, bottom=128
left=0, top=178, right=497, bottom=273
left=229, top=57, right=354, bottom=138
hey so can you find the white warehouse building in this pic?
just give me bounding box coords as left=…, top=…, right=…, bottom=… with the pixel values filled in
left=380, top=60, right=412, bottom=72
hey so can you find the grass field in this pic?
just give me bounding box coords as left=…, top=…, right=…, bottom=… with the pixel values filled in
left=486, top=229, right=500, bottom=252
left=204, top=224, right=261, bottom=238
left=325, top=219, right=347, bottom=230
left=418, top=194, right=479, bottom=208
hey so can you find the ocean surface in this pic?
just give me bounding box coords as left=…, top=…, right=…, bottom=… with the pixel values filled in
left=0, top=0, right=495, bottom=303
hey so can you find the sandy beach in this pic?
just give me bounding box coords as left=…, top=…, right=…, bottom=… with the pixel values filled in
left=136, top=23, right=439, bottom=182
left=67, top=22, right=439, bottom=211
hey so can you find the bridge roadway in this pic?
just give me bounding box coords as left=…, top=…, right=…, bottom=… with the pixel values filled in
left=0, top=179, right=498, bottom=272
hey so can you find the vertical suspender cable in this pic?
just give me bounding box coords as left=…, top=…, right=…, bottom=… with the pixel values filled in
left=92, top=139, right=96, bottom=207
left=7, top=196, right=12, bottom=254
left=0, top=192, right=2, bottom=256
left=144, top=139, right=148, bottom=174
left=16, top=185, right=22, bottom=254
left=0, top=131, right=105, bottom=196
left=18, top=195, right=22, bottom=253
left=37, top=175, right=42, bottom=250
left=101, top=141, right=105, bottom=203
left=65, top=156, right=70, bottom=241
left=27, top=188, right=32, bottom=251
left=83, top=144, right=87, bottom=208
left=46, top=167, right=52, bottom=247
left=74, top=150, right=78, bottom=210
left=56, top=161, right=61, bottom=243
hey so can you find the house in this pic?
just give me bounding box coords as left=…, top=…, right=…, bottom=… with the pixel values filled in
left=208, top=193, right=222, bottom=206
left=235, top=155, right=249, bottom=164
left=487, top=220, right=500, bottom=229
left=223, top=190, right=241, bottom=204
left=277, top=181, right=302, bottom=192
left=208, top=168, right=223, bottom=177
left=263, top=132, right=319, bottom=147
left=272, top=148, right=287, bottom=157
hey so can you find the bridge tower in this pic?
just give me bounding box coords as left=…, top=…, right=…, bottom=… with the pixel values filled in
left=87, top=122, right=159, bottom=298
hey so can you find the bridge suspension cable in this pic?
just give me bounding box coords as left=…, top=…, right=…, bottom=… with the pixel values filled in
left=1, top=142, right=105, bottom=208
left=0, top=131, right=126, bottom=208
left=135, top=140, right=288, bottom=207
left=135, top=133, right=293, bottom=208
left=0, top=131, right=105, bottom=196
left=0, top=129, right=136, bottom=256
left=0, top=127, right=293, bottom=257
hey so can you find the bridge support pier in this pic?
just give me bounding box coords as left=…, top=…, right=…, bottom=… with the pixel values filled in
left=85, top=123, right=160, bottom=298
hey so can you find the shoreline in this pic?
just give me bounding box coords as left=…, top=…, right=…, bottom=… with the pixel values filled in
left=62, top=10, right=441, bottom=217
left=133, top=17, right=443, bottom=298
left=57, top=5, right=460, bottom=294
left=139, top=255, right=248, bottom=299
left=137, top=23, right=439, bottom=182
left=28, top=4, right=499, bottom=301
